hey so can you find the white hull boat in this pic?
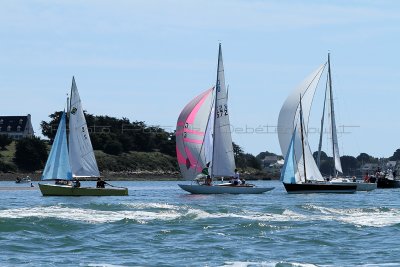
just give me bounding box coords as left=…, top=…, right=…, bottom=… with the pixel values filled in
left=178, top=184, right=274, bottom=194
left=330, top=178, right=377, bottom=191
left=175, top=44, right=274, bottom=195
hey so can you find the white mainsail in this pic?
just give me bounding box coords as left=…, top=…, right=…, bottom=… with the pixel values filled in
left=278, top=64, right=327, bottom=182
left=68, top=77, right=100, bottom=177
left=211, top=43, right=235, bottom=177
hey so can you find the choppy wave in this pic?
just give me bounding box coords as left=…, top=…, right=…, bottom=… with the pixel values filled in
left=221, top=262, right=321, bottom=267
left=302, top=205, right=400, bottom=227
left=1, top=202, right=399, bottom=227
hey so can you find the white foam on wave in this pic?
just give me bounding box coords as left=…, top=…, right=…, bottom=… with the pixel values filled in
left=221, top=261, right=320, bottom=267
left=2, top=203, right=397, bottom=227
left=123, top=202, right=180, bottom=210
left=86, top=264, right=127, bottom=267
left=0, top=206, right=182, bottom=224
left=304, top=205, right=400, bottom=227
left=0, top=204, right=310, bottom=225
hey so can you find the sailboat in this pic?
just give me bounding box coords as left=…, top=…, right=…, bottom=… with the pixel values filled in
left=278, top=55, right=356, bottom=194
left=177, top=44, right=274, bottom=194
left=38, top=77, right=128, bottom=196
left=319, top=55, right=376, bottom=191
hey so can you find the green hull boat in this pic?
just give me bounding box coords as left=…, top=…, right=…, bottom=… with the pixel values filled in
left=39, top=183, right=128, bottom=196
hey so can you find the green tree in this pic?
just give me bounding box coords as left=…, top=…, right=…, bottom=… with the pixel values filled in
left=389, top=149, right=400, bottom=161
left=340, top=155, right=359, bottom=176
left=233, top=142, right=244, bottom=158
left=14, top=137, right=48, bottom=171
left=104, top=141, right=123, bottom=155
left=320, top=159, right=334, bottom=176
left=41, top=111, right=177, bottom=155
left=256, top=150, right=277, bottom=160
left=356, top=153, right=377, bottom=164
left=0, top=161, right=17, bottom=172
left=313, top=151, right=328, bottom=161
left=0, top=135, right=12, bottom=150
left=40, top=111, right=64, bottom=143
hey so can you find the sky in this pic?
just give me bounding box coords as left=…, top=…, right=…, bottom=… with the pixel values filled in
left=1, top=0, right=399, bottom=158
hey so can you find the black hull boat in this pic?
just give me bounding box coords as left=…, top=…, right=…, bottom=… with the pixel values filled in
left=377, top=177, right=400, bottom=189
left=283, top=182, right=357, bottom=194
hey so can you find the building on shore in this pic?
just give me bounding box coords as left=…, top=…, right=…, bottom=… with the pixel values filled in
left=0, top=115, right=34, bottom=140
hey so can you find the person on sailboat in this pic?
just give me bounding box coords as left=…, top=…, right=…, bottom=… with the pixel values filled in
left=205, top=175, right=212, bottom=186
left=73, top=179, right=81, bottom=188
left=96, top=178, right=106, bottom=188
left=233, top=169, right=241, bottom=185
left=202, top=162, right=210, bottom=176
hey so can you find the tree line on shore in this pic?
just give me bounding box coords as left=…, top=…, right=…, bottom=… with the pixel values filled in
left=1, top=111, right=400, bottom=175
left=0, top=111, right=263, bottom=173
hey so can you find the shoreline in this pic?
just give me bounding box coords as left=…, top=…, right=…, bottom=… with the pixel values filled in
left=0, top=171, right=279, bottom=181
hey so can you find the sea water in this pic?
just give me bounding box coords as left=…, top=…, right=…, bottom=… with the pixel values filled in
left=0, top=180, right=399, bottom=266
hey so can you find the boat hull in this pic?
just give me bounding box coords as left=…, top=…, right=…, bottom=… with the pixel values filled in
left=355, top=182, right=377, bottom=191
left=377, top=178, right=400, bottom=188
left=178, top=184, right=274, bottom=194
left=39, top=183, right=128, bottom=196
left=330, top=181, right=377, bottom=191
left=283, top=183, right=357, bottom=194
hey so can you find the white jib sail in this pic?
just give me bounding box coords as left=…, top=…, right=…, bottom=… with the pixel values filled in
left=68, top=77, right=100, bottom=177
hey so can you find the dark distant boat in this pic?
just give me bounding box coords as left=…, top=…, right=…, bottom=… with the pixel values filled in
left=376, top=174, right=400, bottom=188
left=15, top=176, right=31, bottom=184
left=278, top=55, right=356, bottom=194
left=38, top=78, right=128, bottom=196
left=283, top=182, right=356, bottom=194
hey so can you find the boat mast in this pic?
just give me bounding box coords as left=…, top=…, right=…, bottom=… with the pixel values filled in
left=317, top=78, right=328, bottom=169
left=327, top=53, right=337, bottom=177
left=211, top=43, right=222, bottom=178
left=299, top=94, right=307, bottom=182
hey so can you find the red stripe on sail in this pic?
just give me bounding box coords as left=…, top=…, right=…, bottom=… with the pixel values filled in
left=176, top=147, right=187, bottom=165
left=175, top=128, right=205, bottom=136
left=185, top=146, right=202, bottom=172
left=186, top=87, right=213, bottom=124
left=183, top=138, right=203, bottom=144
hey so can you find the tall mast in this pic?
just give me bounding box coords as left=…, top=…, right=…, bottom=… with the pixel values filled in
left=317, top=78, right=328, bottom=169
left=211, top=43, right=222, bottom=177
left=327, top=53, right=336, bottom=177
left=299, top=94, right=307, bottom=182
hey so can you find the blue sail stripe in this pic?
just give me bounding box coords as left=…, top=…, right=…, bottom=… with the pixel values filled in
left=41, top=112, right=72, bottom=180
left=281, top=129, right=296, bottom=184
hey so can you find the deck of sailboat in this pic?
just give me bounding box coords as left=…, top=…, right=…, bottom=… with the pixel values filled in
left=38, top=183, right=128, bottom=196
